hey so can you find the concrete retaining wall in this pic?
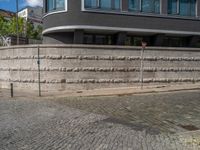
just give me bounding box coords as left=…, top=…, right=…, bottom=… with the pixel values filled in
left=1, top=45, right=200, bottom=91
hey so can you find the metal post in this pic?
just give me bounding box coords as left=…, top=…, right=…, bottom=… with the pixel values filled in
left=16, top=0, right=19, bottom=45
left=10, top=83, right=14, bottom=98
left=37, top=46, right=41, bottom=97
left=140, top=41, right=147, bottom=89
left=140, top=47, right=144, bottom=89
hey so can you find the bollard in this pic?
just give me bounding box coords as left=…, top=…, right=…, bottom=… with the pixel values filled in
left=10, top=83, right=13, bottom=98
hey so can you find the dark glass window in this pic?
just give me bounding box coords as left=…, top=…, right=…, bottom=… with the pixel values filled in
left=163, top=37, right=185, bottom=47
left=100, top=0, right=111, bottom=9
left=142, top=0, right=160, bottom=13
left=128, top=0, right=160, bottom=13
left=125, top=36, right=143, bottom=46
left=114, top=0, right=120, bottom=10
left=47, top=0, right=65, bottom=12
left=180, top=0, right=196, bottom=16
left=84, top=0, right=120, bottom=10
left=85, top=0, right=99, bottom=8
left=129, top=0, right=140, bottom=11
left=83, top=34, right=94, bottom=44
left=84, top=34, right=113, bottom=45
left=95, top=35, right=107, bottom=44
left=168, top=0, right=178, bottom=14
left=168, top=0, right=196, bottom=16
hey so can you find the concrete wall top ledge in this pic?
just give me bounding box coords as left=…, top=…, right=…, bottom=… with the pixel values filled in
left=0, top=44, right=200, bottom=52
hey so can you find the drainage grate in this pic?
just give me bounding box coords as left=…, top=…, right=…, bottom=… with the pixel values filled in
left=179, top=125, right=199, bottom=131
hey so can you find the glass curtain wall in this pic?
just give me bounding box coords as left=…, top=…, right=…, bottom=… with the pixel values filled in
left=85, top=0, right=99, bottom=8
left=168, top=0, right=178, bottom=14
left=47, top=0, right=65, bottom=12
left=129, top=0, right=160, bottom=13
left=129, top=0, right=140, bottom=11
left=168, top=0, right=196, bottom=16
left=85, top=0, right=120, bottom=10
left=179, top=0, right=196, bottom=16
left=100, top=0, right=112, bottom=9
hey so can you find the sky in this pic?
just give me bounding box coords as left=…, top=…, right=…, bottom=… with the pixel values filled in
left=0, top=0, right=43, bottom=12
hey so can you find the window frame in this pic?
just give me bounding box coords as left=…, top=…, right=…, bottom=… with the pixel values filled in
left=168, top=0, right=197, bottom=17
left=43, top=0, right=68, bottom=18
left=83, top=0, right=122, bottom=11
left=81, top=0, right=198, bottom=20
left=128, top=0, right=161, bottom=14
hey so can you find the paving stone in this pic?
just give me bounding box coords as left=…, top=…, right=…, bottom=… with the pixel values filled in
left=0, top=89, right=200, bottom=149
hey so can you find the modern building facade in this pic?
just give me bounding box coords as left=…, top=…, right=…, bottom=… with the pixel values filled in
left=43, top=0, right=200, bottom=47
left=18, top=6, right=43, bottom=28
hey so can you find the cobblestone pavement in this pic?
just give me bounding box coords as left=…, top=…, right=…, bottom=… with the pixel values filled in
left=58, top=90, right=200, bottom=134
left=0, top=90, right=200, bottom=149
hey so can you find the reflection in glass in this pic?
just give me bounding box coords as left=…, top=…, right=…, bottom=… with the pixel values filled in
left=56, top=0, right=65, bottom=10
left=168, top=0, right=177, bottom=14
left=100, top=0, right=111, bottom=9
left=85, top=0, right=99, bottom=8
left=85, top=0, right=120, bottom=10
left=142, top=0, right=160, bottom=13
left=47, top=0, right=65, bottom=12
left=129, top=0, right=140, bottom=11
left=168, top=0, right=196, bottom=16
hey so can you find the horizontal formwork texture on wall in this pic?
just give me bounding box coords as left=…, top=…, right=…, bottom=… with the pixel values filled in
left=0, top=44, right=200, bottom=91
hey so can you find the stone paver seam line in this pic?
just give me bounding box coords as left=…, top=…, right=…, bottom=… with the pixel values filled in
left=124, top=132, right=130, bottom=150
left=98, top=127, right=112, bottom=148
left=155, top=118, right=185, bottom=133
left=170, top=135, right=179, bottom=150
left=73, top=124, right=97, bottom=149
left=109, top=131, right=121, bottom=150
left=138, top=115, right=181, bottom=133
left=153, top=134, right=162, bottom=150
left=51, top=121, right=81, bottom=149
left=143, top=132, right=151, bottom=150
left=162, top=134, right=171, bottom=150
left=88, top=131, right=101, bottom=150
left=145, top=134, right=154, bottom=150
left=80, top=127, right=98, bottom=150
left=122, top=129, right=131, bottom=150
left=107, top=131, right=119, bottom=149
left=129, top=133, right=139, bottom=150
left=68, top=123, right=93, bottom=149
left=93, top=128, right=109, bottom=150
left=116, top=128, right=123, bottom=150
left=52, top=137, right=67, bottom=150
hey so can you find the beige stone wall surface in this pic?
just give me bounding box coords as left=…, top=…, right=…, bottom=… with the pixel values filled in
left=1, top=45, right=200, bottom=91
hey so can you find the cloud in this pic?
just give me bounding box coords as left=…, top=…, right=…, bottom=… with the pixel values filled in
left=25, top=0, right=43, bottom=7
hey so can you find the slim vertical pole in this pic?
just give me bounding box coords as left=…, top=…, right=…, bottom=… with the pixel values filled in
left=140, top=47, right=144, bottom=89
left=10, top=83, right=14, bottom=98
left=37, top=46, right=41, bottom=97
left=16, top=0, right=19, bottom=45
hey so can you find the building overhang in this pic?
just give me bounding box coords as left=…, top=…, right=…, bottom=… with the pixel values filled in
left=42, top=25, right=200, bottom=36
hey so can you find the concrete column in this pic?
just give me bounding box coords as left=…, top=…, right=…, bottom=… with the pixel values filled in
left=122, top=0, right=128, bottom=11
left=188, top=36, right=200, bottom=47
left=116, top=32, right=127, bottom=45
left=161, top=0, right=168, bottom=15
left=74, top=29, right=84, bottom=44
left=153, top=34, right=165, bottom=46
